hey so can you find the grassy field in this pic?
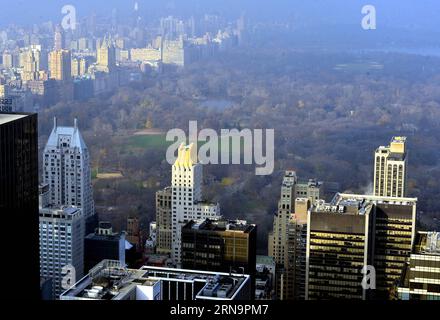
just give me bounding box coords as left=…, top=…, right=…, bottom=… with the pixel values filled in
left=126, top=134, right=170, bottom=150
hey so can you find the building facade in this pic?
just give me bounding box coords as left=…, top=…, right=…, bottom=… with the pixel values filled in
left=0, top=112, right=39, bottom=299
left=374, top=136, right=407, bottom=197
left=42, top=118, right=95, bottom=221
left=171, top=143, right=220, bottom=266
left=155, top=187, right=172, bottom=255
left=39, top=184, right=85, bottom=299
left=397, top=231, right=440, bottom=300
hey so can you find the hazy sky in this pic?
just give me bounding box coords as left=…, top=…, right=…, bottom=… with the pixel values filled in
left=0, top=0, right=439, bottom=32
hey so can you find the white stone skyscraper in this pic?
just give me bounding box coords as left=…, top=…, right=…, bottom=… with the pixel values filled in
left=43, top=117, right=94, bottom=219
left=171, top=143, right=220, bottom=266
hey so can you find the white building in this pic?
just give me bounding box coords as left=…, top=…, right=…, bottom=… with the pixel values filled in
left=374, top=136, right=407, bottom=197
left=171, top=143, right=220, bottom=266
left=39, top=184, right=85, bottom=299
left=42, top=117, right=94, bottom=219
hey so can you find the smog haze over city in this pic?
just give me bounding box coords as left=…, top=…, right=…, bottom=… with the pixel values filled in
left=0, top=0, right=440, bottom=307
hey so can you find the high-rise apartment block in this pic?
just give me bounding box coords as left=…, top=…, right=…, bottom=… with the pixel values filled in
left=155, top=187, right=172, bottom=255
left=374, top=136, right=407, bottom=197
left=268, top=171, right=322, bottom=299
left=39, top=183, right=85, bottom=299
left=54, top=25, right=65, bottom=51
left=171, top=143, right=220, bottom=267
left=96, top=37, right=116, bottom=73
left=42, top=118, right=94, bottom=221
left=397, top=231, right=440, bottom=300
left=48, top=49, right=71, bottom=81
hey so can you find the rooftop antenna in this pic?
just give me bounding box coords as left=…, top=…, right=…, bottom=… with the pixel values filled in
left=53, top=117, right=57, bottom=130
left=74, top=118, right=78, bottom=130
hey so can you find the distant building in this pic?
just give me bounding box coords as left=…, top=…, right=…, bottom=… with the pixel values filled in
left=126, top=217, right=142, bottom=251
left=374, top=136, right=407, bottom=197
left=60, top=260, right=251, bottom=300
left=84, top=222, right=126, bottom=273
left=54, top=25, right=65, bottom=51
left=48, top=49, right=71, bottom=81
left=96, top=37, right=116, bottom=73
left=397, top=231, right=440, bottom=300
left=155, top=187, right=172, bottom=255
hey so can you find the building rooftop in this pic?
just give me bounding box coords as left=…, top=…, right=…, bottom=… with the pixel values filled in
left=184, top=219, right=255, bottom=233
left=414, top=231, right=440, bottom=255
left=0, top=113, right=27, bottom=125
left=44, top=117, right=87, bottom=151
left=60, top=260, right=250, bottom=300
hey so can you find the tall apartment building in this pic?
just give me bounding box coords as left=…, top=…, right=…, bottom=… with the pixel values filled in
left=39, top=184, right=85, bottom=299
left=397, top=231, right=440, bottom=300
left=42, top=118, right=95, bottom=223
left=48, top=49, right=71, bottom=81
left=305, top=193, right=417, bottom=300
left=96, top=37, right=116, bottom=73
left=268, top=170, right=322, bottom=299
left=374, top=136, right=407, bottom=197
left=285, top=198, right=310, bottom=300
left=20, top=45, right=43, bottom=81
left=0, top=112, right=39, bottom=299
left=171, top=143, right=220, bottom=267
left=2, top=51, right=14, bottom=68
left=155, top=187, right=172, bottom=255
left=54, top=25, right=65, bottom=51
left=181, top=219, right=257, bottom=276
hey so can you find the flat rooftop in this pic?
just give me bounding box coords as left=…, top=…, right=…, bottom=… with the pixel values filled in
left=184, top=219, right=255, bottom=233
left=0, top=113, right=27, bottom=125
left=60, top=260, right=250, bottom=300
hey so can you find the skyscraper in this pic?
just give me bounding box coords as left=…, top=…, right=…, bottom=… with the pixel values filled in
left=39, top=183, right=85, bottom=299
left=305, top=193, right=417, bottom=300
left=42, top=117, right=94, bottom=221
left=171, top=143, right=220, bottom=266
left=48, top=49, right=71, bottom=81
left=0, top=112, right=39, bottom=299
left=155, top=186, right=172, bottom=255
left=54, top=25, right=65, bottom=51
left=96, top=37, right=116, bottom=73
left=305, top=199, right=373, bottom=300
left=374, top=136, right=407, bottom=197
left=268, top=170, right=322, bottom=299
